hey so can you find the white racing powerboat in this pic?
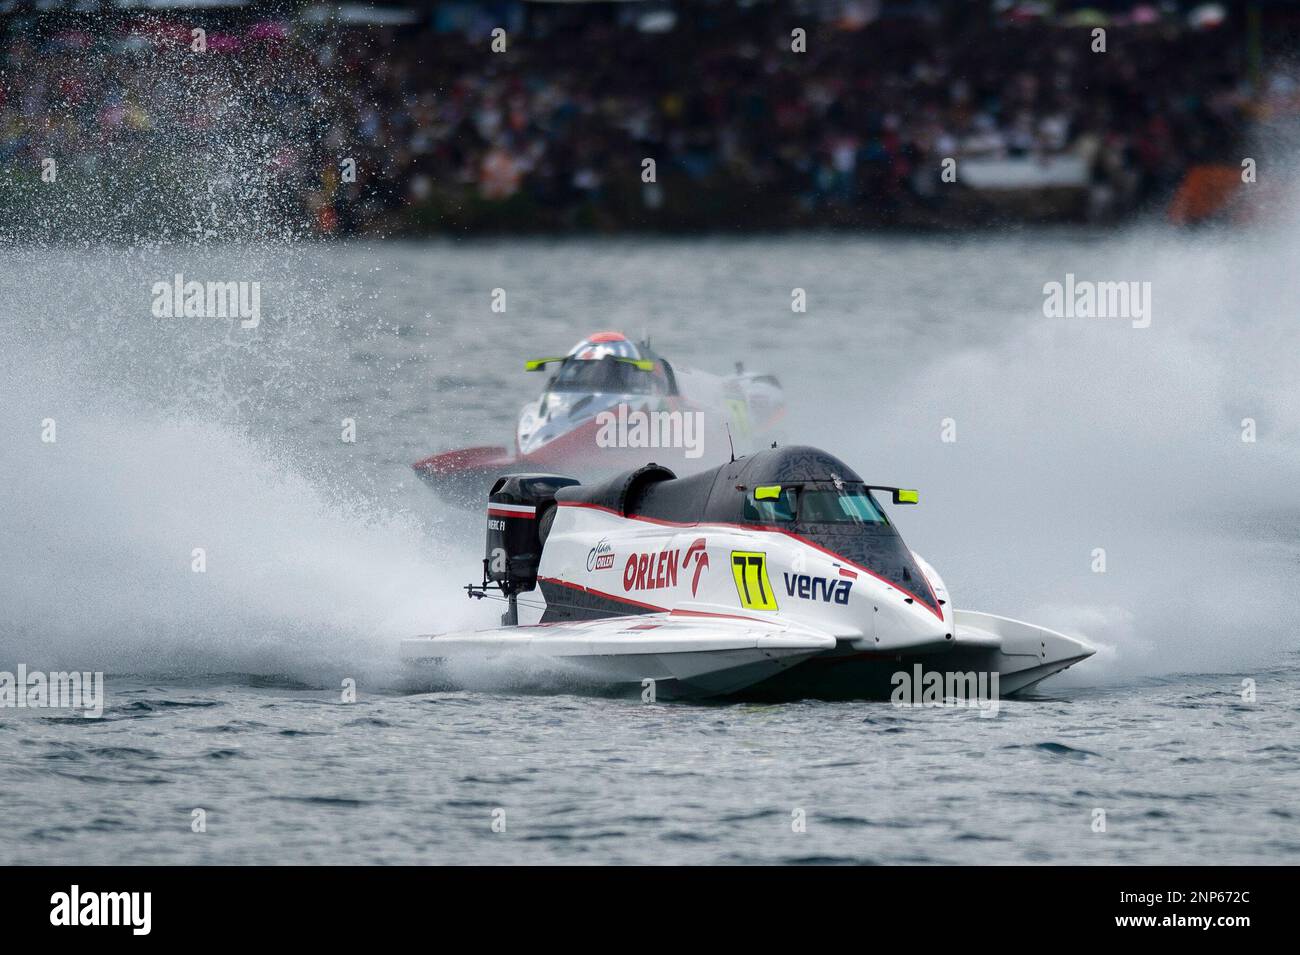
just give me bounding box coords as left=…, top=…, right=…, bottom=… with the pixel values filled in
left=401, top=445, right=1094, bottom=700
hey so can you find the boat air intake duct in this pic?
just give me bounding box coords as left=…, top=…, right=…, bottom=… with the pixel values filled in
left=485, top=473, right=580, bottom=596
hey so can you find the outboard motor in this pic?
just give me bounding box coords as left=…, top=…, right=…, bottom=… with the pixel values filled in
left=481, top=473, right=579, bottom=624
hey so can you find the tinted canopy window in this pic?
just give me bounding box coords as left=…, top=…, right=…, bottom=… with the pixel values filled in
left=743, top=487, right=798, bottom=523
left=742, top=484, right=888, bottom=526
left=550, top=357, right=664, bottom=394
left=798, top=486, right=889, bottom=525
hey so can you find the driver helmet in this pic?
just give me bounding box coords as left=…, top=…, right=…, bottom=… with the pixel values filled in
left=567, top=331, right=644, bottom=363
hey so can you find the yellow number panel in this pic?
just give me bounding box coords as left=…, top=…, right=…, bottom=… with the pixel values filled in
left=730, top=550, right=777, bottom=610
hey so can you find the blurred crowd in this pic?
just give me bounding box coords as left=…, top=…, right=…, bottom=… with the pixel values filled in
left=0, top=1, right=1271, bottom=235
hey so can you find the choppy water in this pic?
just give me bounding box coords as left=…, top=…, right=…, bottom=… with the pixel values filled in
left=3, top=672, right=1298, bottom=865
left=2, top=233, right=1298, bottom=864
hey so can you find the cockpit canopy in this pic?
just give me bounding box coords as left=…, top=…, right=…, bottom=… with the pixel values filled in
left=743, top=482, right=890, bottom=526
left=526, top=332, right=678, bottom=397
left=548, top=354, right=673, bottom=396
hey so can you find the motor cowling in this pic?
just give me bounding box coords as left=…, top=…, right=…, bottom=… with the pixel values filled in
left=485, top=473, right=580, bottom=593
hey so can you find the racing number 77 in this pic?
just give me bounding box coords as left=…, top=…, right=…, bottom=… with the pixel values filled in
left=730, top=551, right=777, bottom=610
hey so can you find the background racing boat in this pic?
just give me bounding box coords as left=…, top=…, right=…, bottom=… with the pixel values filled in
left=413, top=332, right=784, bottom=505
left=402, top=444, right=1094, bottom=701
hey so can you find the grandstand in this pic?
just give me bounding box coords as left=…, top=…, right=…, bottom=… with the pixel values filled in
left=1, top=1, right=1294, bottom=236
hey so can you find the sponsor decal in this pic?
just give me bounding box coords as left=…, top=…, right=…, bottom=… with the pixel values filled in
left=730, top=550, right=777, bottom=610
left=683, top=537, right=709, bottom=596
left=622, top=538, right=711, bottom=594
left=623, top=548, right=680, bottom=591
left=783, top=573, right=853, bottom=605
left=587, top=538, right=615, bottom=572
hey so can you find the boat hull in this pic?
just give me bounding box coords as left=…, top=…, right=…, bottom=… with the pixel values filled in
left=399, top=610, right=1092, bottom=702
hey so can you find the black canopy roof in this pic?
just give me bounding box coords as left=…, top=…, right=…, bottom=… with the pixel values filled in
left=556, top=445, right=866, bottom=525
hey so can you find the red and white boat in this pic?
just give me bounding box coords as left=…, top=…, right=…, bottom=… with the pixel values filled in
left=402, top=444, right=1094, bottom=700
left=412, top=332, right=784, bottom=505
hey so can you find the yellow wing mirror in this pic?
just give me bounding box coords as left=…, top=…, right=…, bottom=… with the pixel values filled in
left=525, top=356, right=654, bottom=372
left=865, top=485, right=920, bottom=505
left=524, top=357, right=567, bottom=371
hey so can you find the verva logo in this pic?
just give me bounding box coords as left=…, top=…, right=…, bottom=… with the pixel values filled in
left=623, top=538, right=710, bottom=596
left=783, top=573, right=853, bottom=605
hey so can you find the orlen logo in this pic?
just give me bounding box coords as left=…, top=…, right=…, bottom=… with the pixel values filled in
left=682, top=537, right=709, bottom=597
left=623, top=537, right=710, bottom=596
left=587, top=538, right=615, bottom=572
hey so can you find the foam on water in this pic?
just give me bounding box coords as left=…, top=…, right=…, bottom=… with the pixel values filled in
left=0, top=344, right=485, bottom=684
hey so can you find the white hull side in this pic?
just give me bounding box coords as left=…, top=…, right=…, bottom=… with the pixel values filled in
left=399, top=610, right=1092, bottom=701
left=399, top=613, right=836, bottom=698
